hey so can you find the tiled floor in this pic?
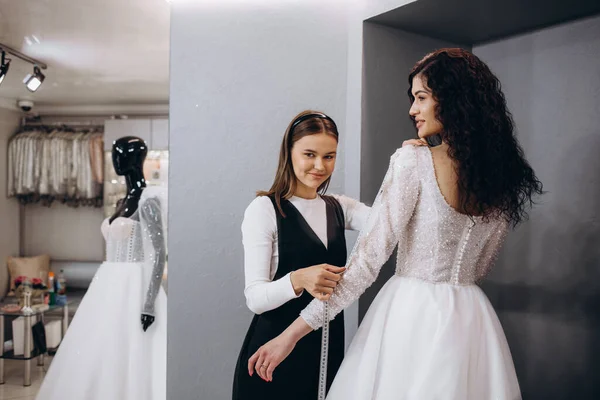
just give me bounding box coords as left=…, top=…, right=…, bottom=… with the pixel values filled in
left=0, top=357, right=51, bottom=400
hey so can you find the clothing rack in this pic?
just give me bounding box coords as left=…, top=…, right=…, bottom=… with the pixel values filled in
left=21, top=121, right=105, bottom=127
left=20, top=115, right=106, bottom=131
left=8, top=121, right=105, bottom=207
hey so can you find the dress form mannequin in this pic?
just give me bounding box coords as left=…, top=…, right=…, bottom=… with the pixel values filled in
left=110, top=136, right=165, bottom=332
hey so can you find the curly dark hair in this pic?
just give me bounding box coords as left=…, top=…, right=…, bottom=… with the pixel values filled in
left=408, top=48, right=543, bottom=227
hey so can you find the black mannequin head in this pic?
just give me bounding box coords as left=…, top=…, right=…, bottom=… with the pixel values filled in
left=112, top=136, right=148, bottom=175
left=109, top=136, right=148, bottom=223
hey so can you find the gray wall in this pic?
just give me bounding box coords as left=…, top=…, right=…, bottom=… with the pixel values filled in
left=168, top=1, right=349, bottom=398
left=474, top=15, right=600, bottom=399
left=21, top=203, right=104, bottom=261
left=359, top=22, right=467, bottom=319
left=0, top=108, right=20, bottom=298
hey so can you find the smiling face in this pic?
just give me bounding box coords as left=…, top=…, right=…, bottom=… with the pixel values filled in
left=409, top=74, right=444, bottom=139
left=290, top=132, right=338, bottom=199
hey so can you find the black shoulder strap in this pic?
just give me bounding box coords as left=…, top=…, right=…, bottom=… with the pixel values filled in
left=322, top=195, right=345, bottom=229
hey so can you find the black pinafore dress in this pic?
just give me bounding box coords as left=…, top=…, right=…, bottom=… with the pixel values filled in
left=232, top=195, right=347, bottom=400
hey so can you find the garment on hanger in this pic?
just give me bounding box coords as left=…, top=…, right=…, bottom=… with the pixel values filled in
left=7, top=125, right=104, bottom=207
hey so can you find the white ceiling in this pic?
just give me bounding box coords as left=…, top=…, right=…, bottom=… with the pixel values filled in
left=0, top=0, right=170, bottom=109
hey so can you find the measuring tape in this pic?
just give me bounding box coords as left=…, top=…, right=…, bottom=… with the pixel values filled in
left=318, top=301, right=330, bottom=400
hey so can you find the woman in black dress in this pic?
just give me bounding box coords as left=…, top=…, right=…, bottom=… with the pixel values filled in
left=232, top=110, right=370, bottom=400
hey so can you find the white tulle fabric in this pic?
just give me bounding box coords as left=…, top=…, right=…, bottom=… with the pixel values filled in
left=35, top=186, right=167, bottom=400
left=302, top=146, right=521, bottom=400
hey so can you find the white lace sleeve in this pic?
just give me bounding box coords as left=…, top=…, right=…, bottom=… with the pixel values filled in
left=139, top=189, right=168, bottom=317
left=301, top=146, right=420, bottom=330
left=476, top=220, right=509, bottom=283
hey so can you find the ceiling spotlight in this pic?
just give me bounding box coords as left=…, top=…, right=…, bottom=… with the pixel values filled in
left=0, top=51, right=10, bottom=86
left=23, top=65, right=45, bottom=92
left=0, top=43, right=47, bottom=90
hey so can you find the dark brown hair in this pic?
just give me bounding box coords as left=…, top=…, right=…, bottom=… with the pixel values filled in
left=258, top=110, right=339, bottom=217
left=408, top=48, right=543, bottom=227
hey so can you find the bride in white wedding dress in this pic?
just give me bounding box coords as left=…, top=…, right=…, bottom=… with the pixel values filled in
left=248, top=48, right=543, bottom=400
left=36, top=137, right=167, bottom=400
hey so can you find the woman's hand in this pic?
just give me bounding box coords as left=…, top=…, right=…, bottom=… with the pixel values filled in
left=402, top=138, right=428, bottom=147
left=248, top=333, right=297, bottom=382
left=291, top=264, right=346, bottom=300
left=248, top=317, right=314, bottom=382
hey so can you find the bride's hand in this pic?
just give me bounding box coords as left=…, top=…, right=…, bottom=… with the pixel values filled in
left=402, top=138, right=428, bottom=147
left=248, top=333, right=297, bottom=382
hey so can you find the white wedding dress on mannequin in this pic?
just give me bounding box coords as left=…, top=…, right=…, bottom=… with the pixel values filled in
left=36, top=186, right=168, bottom=400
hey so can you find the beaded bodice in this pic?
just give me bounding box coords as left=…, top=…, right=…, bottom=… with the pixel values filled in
left=301, top=145, right=509, bottom=330
left=397, top=148, right=507, bottom=285
left=101, top=216, right=145, bottom=263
